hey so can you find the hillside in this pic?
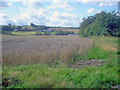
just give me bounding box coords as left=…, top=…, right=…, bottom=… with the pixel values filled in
left=47, top=28, right=79, bottom=34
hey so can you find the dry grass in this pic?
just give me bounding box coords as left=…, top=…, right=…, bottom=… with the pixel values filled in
left=2, top=35, right=93, bottom=66
left=93, top=36, right=118, bottom=52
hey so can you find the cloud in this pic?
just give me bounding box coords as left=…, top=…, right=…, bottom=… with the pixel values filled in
left=99, top=3, right=116, bottom=7
left=47, top=11, right=80, bottom=27
left=13, top=7, right=47, bottom=25
left=0, top=7, right=48, bottom=25
left=94, top=10, right=102, bottom=14
left=22, top=0, right=42, bottom=6
left=0, top=2, right=13, bottom=8
left=77, top=0, right=119, bottom=3
left=0, top=9, right=80, bottom=27
left=47, top=0, right=73, bottom=11
left=88, top=8, right=95, bottom=14
left=99, top=3, right=104, bottom=7
left=0, top=13, right=14, bottom=25
left=88, top=8, right=102, bottom=15
left=1, top=0, right=47, bottom=2
left=1, top=0, right=119, bottom=2
left=77, top=0, right=87, bottom=4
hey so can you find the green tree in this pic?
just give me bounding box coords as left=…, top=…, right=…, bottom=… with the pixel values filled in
left=30, top=23, right=36, bottom=27
left=17, top=26, right=22, bottom=31
left=79, top=11, right=119, bottom=37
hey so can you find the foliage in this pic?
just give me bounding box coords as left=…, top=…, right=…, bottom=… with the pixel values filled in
left=37, top=25, right=48, bottom=30
left=55, top=30, right=74, bottom=35
left=17, top=26, right=22, bottom=31
left=2, top=25, right=14, bottom=31
left=30, top=23, right=37, bottom=27
left=2, top=24, right=22, bottom=33
left=2, top=31, right=12, bottom=35
left=80, top=11, right=119, bottom=37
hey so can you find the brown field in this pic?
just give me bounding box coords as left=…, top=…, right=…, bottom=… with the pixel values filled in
left=48, top=28, right=79, bottom=33
left=22, top=26, right=34, bottom=30
left=2, top=35, right=93, bottom=66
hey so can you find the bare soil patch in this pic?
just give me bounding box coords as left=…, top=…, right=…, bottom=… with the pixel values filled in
left=68, top=59, right=106, bottom=68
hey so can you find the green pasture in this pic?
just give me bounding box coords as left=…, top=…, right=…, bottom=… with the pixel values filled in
left=11, top=31, right=36, bottom=35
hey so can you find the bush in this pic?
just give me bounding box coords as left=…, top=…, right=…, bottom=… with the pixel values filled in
left=2, top=31, right=12, bottom=35
left=79, top=11, right=119, bottom=37
left=2, top=25, right=14, bottom=31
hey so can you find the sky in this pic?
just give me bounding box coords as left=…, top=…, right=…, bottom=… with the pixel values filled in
left=0, top=0, right=119, bottom=27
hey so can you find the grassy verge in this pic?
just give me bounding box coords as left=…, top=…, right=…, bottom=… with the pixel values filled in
left=76, top=46, right=109, bottom=61
left=2, top=62, right=118, bottom=88
left=2, top=36, right=119, bottom=88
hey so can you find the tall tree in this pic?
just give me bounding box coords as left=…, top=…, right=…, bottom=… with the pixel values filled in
left=79, top=11, right=119, bottom=37
left=30, top=23, right=36, bottom=27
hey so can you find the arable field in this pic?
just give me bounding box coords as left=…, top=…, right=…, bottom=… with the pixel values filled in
left=48, top=28, right=79, bottom=34
left=2, top=35, right=119, bottom=88
left=2, top=35, right=93, bottom=66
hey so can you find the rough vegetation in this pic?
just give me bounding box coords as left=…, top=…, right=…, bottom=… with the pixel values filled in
left=79, top=11, right=119, bottom=37
left=2, top=35, right=119, bottom=88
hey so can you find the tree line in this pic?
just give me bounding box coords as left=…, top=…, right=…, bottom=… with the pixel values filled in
left=79, top=11, right=119, bottom=37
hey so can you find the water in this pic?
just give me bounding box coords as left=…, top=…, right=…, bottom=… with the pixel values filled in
left=67, top=34, right=80, bottom=36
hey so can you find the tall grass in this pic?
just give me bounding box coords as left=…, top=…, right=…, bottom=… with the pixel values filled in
left=2, top=35, right=93, bottom=66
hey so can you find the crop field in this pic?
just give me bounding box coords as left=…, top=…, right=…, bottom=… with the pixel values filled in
left=2, top=35, right=93, bottom=66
